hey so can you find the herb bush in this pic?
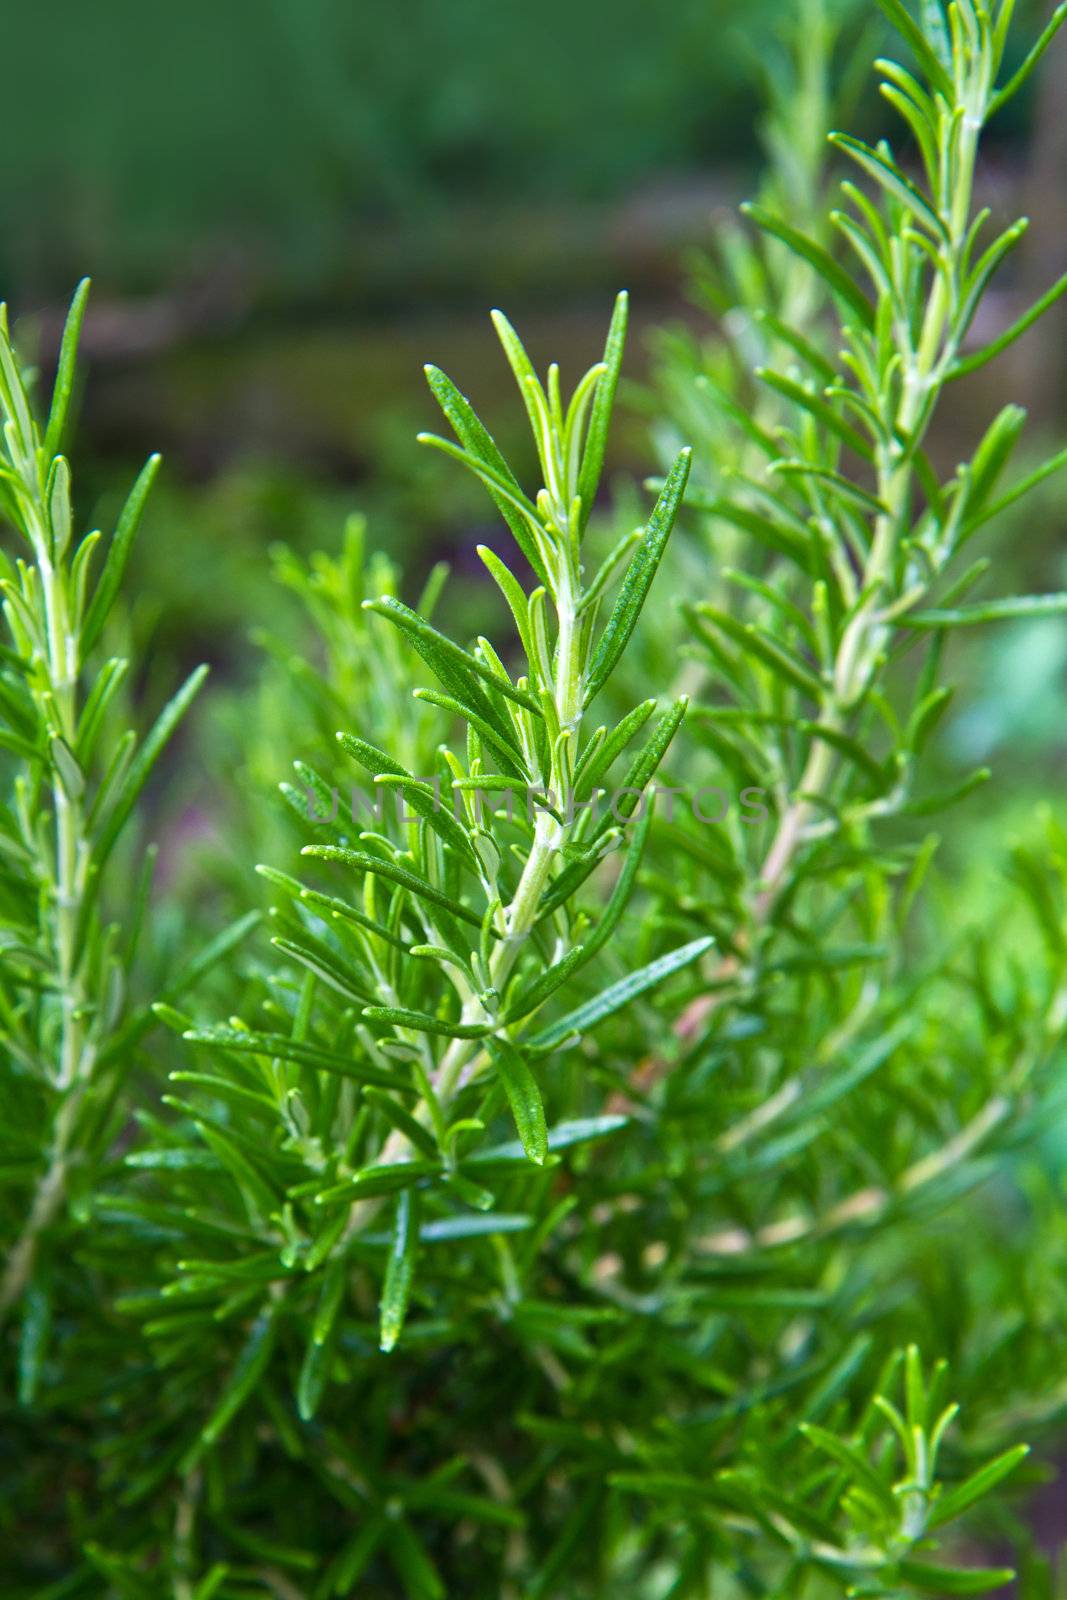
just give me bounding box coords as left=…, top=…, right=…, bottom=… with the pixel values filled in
left=3, top=1, right=1067, bottom=1594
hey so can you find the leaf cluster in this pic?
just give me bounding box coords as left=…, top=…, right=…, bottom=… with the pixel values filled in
left=3, top=2, right=1067, bottom=1596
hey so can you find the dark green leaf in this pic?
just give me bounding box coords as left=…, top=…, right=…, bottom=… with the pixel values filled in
left=81, top=455, right=162, bottom=654
left=302, top=846, right=483, bottom=929
left=742, top=202, right=874, bottom=329
left=585, top=447, right=691, bottom=704
left=44, top=277, right=91, bottom=459
left=490, top=1038, right=548, bottom=1164
left=900, top=595, right=1067, bottom=628
left=530, top=935, right=713, bottom=1049
left=928, top=1445, right=1030, bottom=1529
left=504, top=945, right=587, bottom=1024
left=577, top=289, right=628, bottom=528
left=366, top=594, right=541, bottom=717
left=897, top=1560, right=1016, bottom=1594
left=361, top=1004, right=489, bottom=1040
left=92, top=663, right=207, bottom=872
left=951, top=270, right=1067, bottom=380
left=989, top=1, right=1067, bottom=113
left=379, top=1189, right=419, bottom=1352
left=423, top=363, right=550, bottom=586
left=871, top=0, right=954, bottom=97
left=196, top=1310, right=278, bottom=1452
left=182, top=1026, right=414, bottom=1092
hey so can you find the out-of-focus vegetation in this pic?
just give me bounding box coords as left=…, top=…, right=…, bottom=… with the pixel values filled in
left=0, top=0, right=772, bottom=300
left=0, top=0, right=1045, bottom=307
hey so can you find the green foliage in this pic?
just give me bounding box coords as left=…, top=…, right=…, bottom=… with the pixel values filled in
left=3, top=2, right=1067, bottom=1596
left=0, top=282, right=254, bottom=1367
left=0, top=0, right=764, bottom=295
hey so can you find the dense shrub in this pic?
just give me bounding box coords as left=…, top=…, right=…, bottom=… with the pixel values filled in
left=2, top=2, right=1067, bottom=1594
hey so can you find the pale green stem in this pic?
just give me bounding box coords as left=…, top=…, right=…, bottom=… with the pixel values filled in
left=0, top=486, right=94, bottom=1326
left=757, top=98, right=986, bottom=915
left=343, top=547, right=584, bottom=1238
left=41, top=553, right=88, bottom=1092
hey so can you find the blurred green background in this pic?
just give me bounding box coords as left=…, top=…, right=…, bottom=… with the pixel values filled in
left=2, top=0, right=1064, bottom=903
left=2, top=0, right=766, bottom=298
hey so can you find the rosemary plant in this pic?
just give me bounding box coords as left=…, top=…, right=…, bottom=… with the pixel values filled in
left=0, top=284, right=255, bottom=1364
left=647, top=0, right=1067, bottom=1097
left=4, top=1, right=1067, bottom=1596
left=159, top=298, right=702, bottom=1335
left=652, top=0, right=851, bottom=525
